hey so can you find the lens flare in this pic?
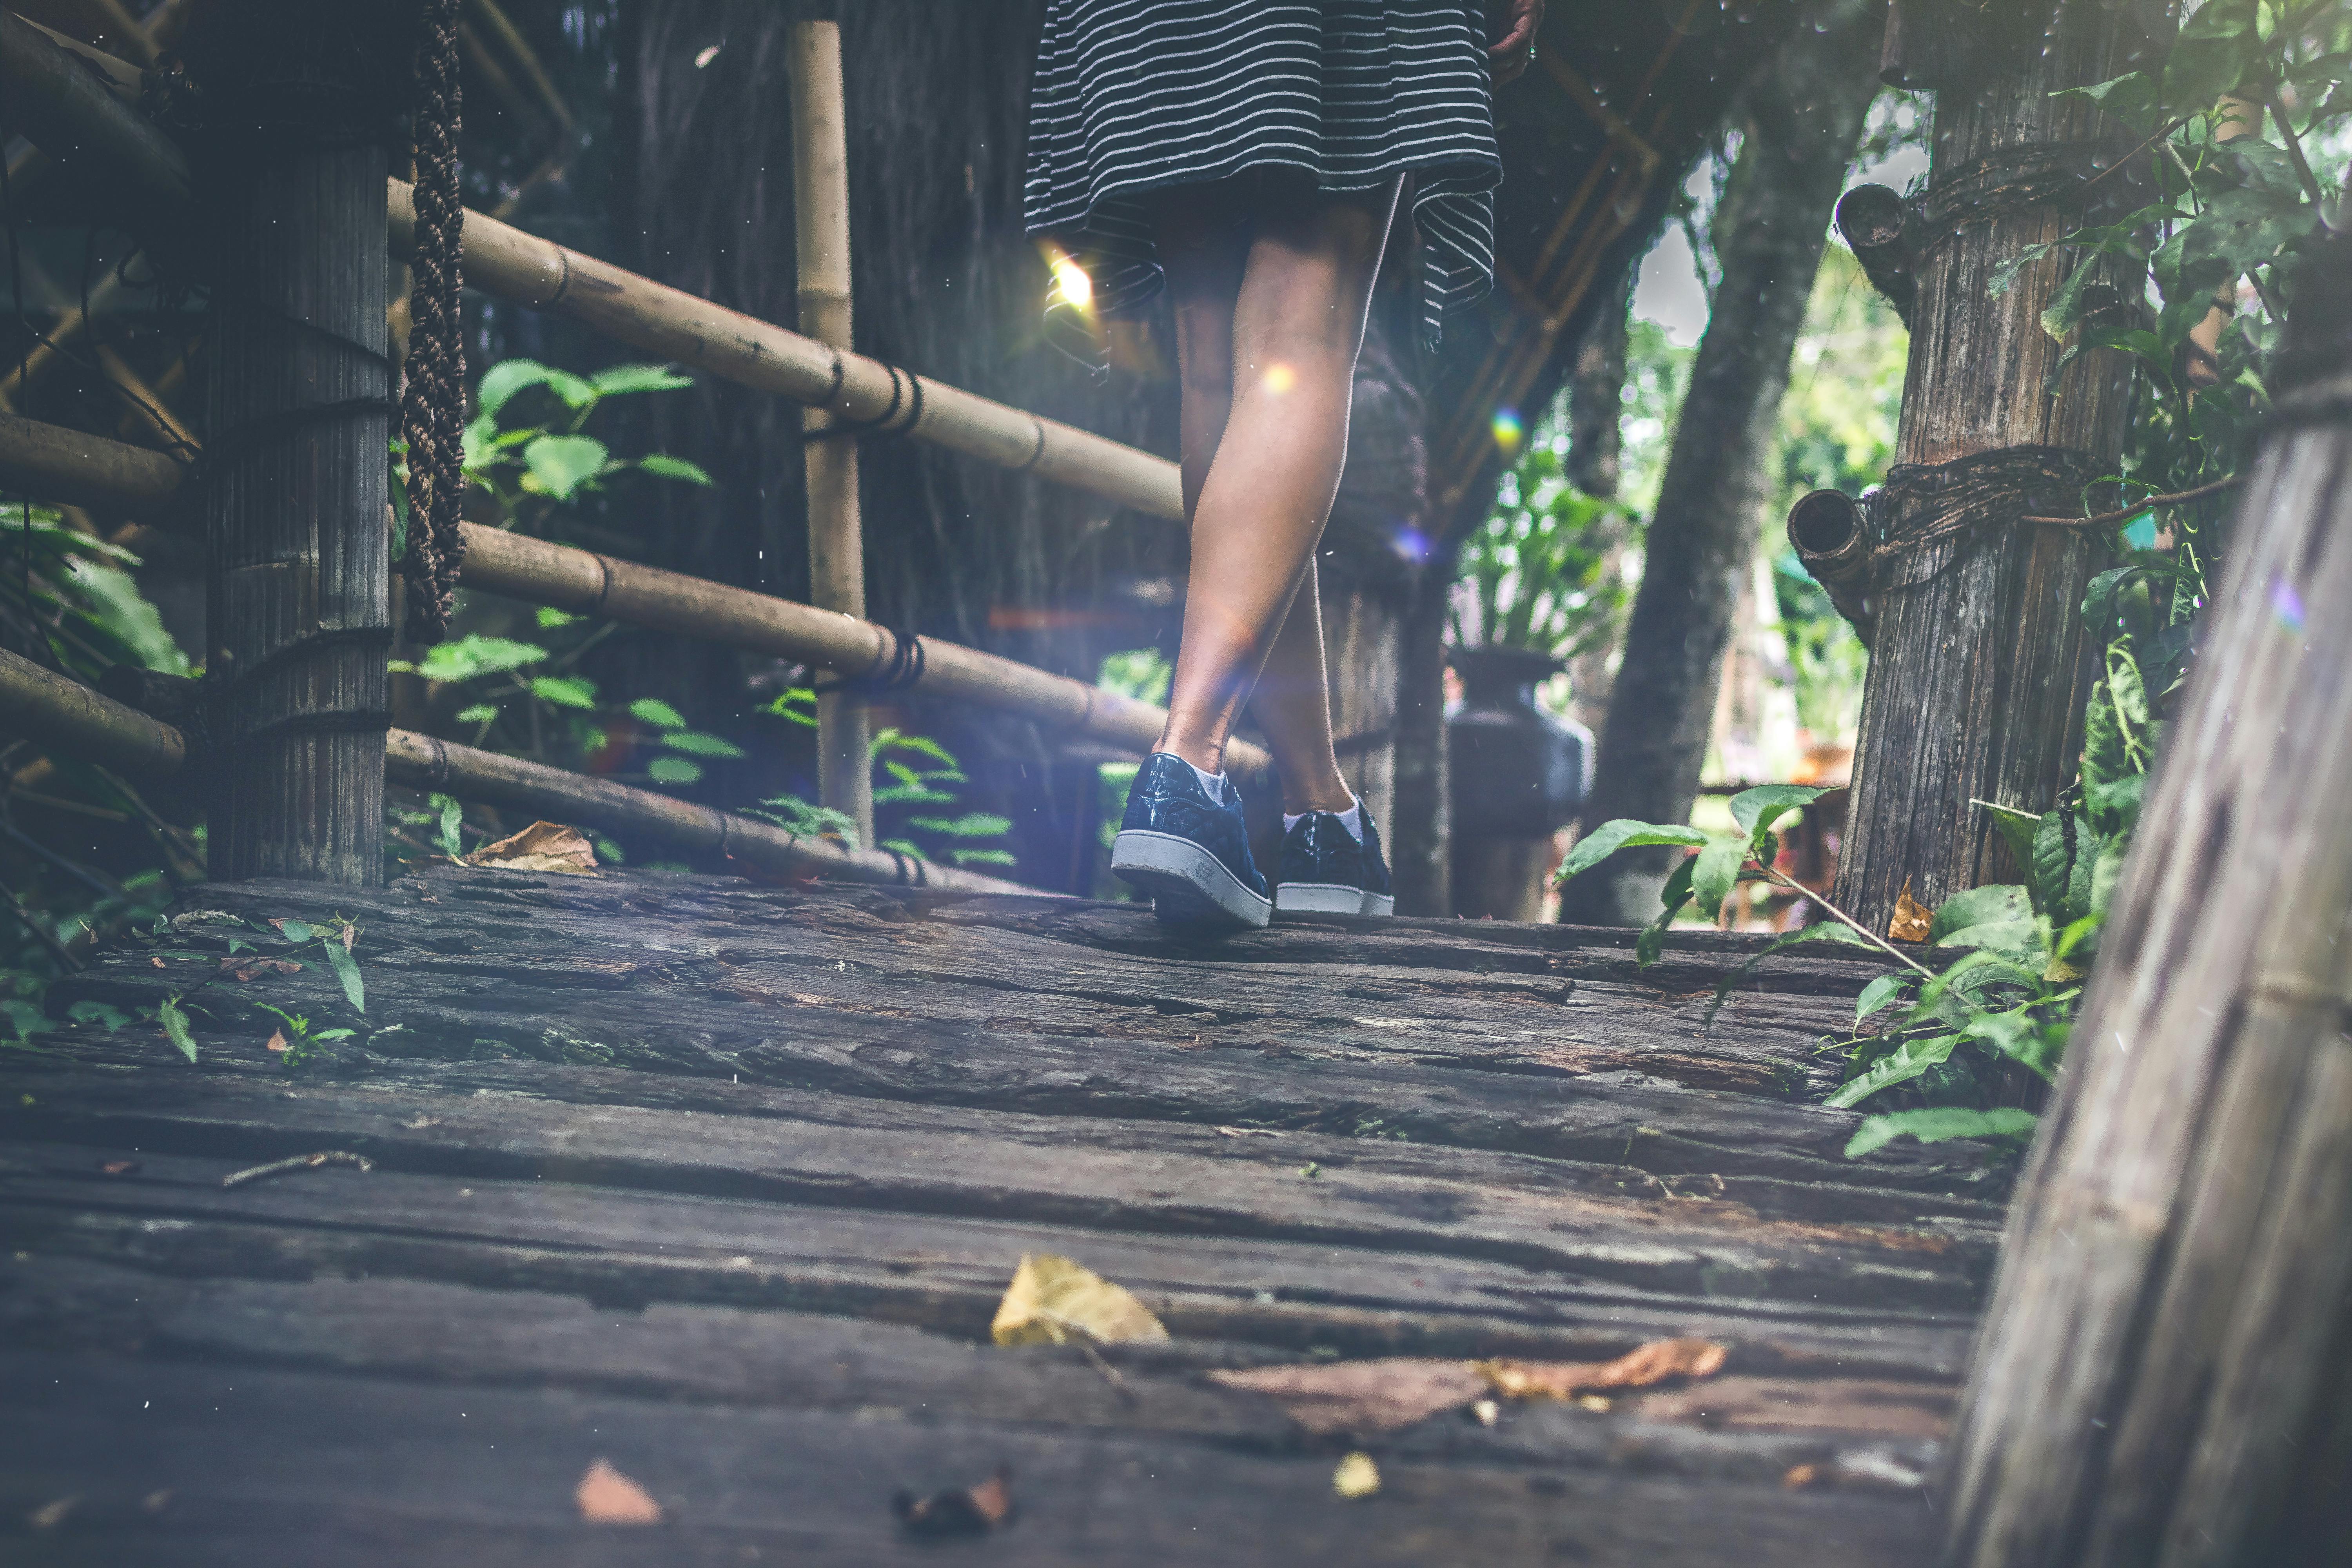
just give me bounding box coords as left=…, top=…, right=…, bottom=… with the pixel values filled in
left=1491, top=409, right=1524, bottom=450
left=1046, top=250, right=1094, bottom=311
left=1263, top=363, right=1297, bottom=395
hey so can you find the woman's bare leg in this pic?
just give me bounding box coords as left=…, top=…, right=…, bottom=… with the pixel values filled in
left=1149, top=176, right=1399, bottom=811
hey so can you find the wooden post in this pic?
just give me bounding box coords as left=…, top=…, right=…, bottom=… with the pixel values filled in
left=187, top=7, right=396, bottom=884
left=1832, top=0, right=2152, bottom=933
left=786, top=18, right=872, bottom=846
left=1941, top=237, right=2352, bottom=1568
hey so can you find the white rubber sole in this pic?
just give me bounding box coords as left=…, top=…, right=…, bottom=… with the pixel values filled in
left=1112, top=829, right=1272, bottom=929
left=1276, top=881, right=1394, bottom=918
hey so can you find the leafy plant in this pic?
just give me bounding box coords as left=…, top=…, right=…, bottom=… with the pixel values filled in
left=1452, top=432, right=1639, bottom=660
left=253, top=1003, right=356, bottom=1070
left=460, top=359, right=713, bottom=516
left=746, top=727, right=1015, bottom=868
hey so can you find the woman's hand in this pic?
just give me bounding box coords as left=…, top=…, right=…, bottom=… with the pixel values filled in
left=1488, top=0, right=1545, bottom=83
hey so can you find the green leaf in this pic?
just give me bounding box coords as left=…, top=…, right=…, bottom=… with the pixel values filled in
left=1, top=998, right=55, bottom=1045
left=434, top=793, right=465, bottom=861
left=590, top=363, right=696, bottom=397
left=636, top=454, right=715, bottom=486
left=1976, top=801, right=2043, bottom=904
left=661, top=730, right=746, bottom=758
left=279, top=919, right=316, bottom=944
left=1845, top=1106, right=2038, bottom=1159
left=1690, top=838, right=1748, bottom=922
left=2163, top=0, right=2260, bottom=112
left=950, top=848, right=1019, bottom=867
left=311, top=1028, right=356, bottom=1042
left=907, top=812, right=1014, bottom=838
left=542, top=368, right=600, bottom=411
left=1929, top=884, right=2031, bottom=942
left=2090, top=835, right=2131, bottom=919
left=647, top=756, right=702, bottom=784
left=1987, top=242, right=2060, bottom=298
left=874, top=731, right=960, bottom=768
left=413, top=635, right=547, bottom=684
left=529, top=675, right=599, bottom=710
left=477, top=359, right=558, bottom=419
left=453, top=702, right=500, bottom=725
left=1825, top=1033, right=1960, bottom=1109
left=521, top=434, right=611, bottom=501
left=1555, top=819, right=1712, bottom=883
left=60, top=558, right=189, bottom=675
left=321, top=936, right=365, bottom=1014
left=158, top=995, right=198, bottom=1062
left=628, top=698, right=688, bottom=730
left=1631, top=857, right=1699, bottom=968
left=2033, top=811, right=2095, bottom=925
left=1935, top=920, right=2045, bottom=959
left=2051, top=71, right=2158, bottom=131
left=1855, top=973, right=1911, bottom=1025
left=535, top=606, right=583, bottom=630
left=1729, top=784, right=1833, bottom=846
left=877, top=837, right=929, bottom=859
left=65, top=999, right=129, bottom=1032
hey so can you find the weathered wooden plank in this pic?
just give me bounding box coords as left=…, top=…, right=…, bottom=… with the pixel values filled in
left=0, top=1352, right=1935, bottom=1566
left=0, top=1069, right=1991, bottom=1311
left=0, top=1254, right=1951, bottom=1475
left=0, top=1142, right=1975, bottom=1375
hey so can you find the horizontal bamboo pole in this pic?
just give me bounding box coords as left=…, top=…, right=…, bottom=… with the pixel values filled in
left=0, top=646, right=185, bottom=780
left=0, top=412, right=1263, bottom=776
left=384, top=180, right=1185, bottom=521
left=0, top=13, right=193, bottom=216
left=0, top=648, right=1034, bottom=895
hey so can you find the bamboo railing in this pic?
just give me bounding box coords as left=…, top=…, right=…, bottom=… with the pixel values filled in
left=0, top=412, right=1263, bottom=772
left=0, top=647, right=1032, bottom=896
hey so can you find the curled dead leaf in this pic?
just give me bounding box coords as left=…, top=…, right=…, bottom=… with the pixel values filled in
left=1476, top=1337, right=1728, bottom=1401
left=893, top=1469, right=1014, bottom=1537
left=1888, top=879, right=1933, bottom=943
left=1208, top=1358, right=1486, bottom=1435
left=266, top=1030, right=288, bottom=1053
left=1332, top=1452, right=1380, bottom=1499
left=466, top=821, right=598, bottom=876
left=991, top=1253, right=1168, bottom=1347
left=223, top=957, right=302, bottom=982
left=575, top=1458, right=662, bottom=1524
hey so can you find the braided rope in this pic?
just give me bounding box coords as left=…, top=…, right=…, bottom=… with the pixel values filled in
left=399, top=0, right=466, bottom=644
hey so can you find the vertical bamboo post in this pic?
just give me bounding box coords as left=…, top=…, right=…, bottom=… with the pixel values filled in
left=786, top=17, right=872, bottom=844
left=191, top=7, right=393, bottom=885
left=1831, top=0, right=2152, bottom=933
left=1940, top=236, right=2352, bottom=1568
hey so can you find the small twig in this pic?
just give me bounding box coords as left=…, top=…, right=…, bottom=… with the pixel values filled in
left=2022, top=474, right=2243, bottom=528
left=2077, top=113, right=2196, bottom=193
left=1763, top=868, right=1935, bottom=978
left=2265, top=83, right=2333, bottom=226
left=221, top=1150, right=374, bottom=1189
left=1075, top=1340, right=1138, bottom=1405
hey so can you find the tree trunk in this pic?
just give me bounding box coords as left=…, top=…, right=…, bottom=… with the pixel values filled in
left=1566, top=283, right=1628, bottom=500
left=1388, top=565, right=1450, bottom=916
left=1555, top=5, right=1880, bottom=926
left=189, top=4, right=401, bottom=886
left=1830, top=0, right=2156, bottom=934
left=1941, top=236, right=2352, bottom=1568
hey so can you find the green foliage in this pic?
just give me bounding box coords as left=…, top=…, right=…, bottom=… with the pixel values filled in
left=1452, top=421, right=1639, bottom=660
left=461, top=358, right=712, bottom=519
left=748, top=730, right=1015, bottom=869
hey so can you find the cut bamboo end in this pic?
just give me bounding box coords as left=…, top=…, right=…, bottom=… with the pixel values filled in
left=1787, top=488, right=1876, bottom=644
left=1834, top=184, right=1915, bottom=330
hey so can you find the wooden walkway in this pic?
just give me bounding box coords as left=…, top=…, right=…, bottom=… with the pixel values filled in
left=0, top=867, right=2000, bottom=1564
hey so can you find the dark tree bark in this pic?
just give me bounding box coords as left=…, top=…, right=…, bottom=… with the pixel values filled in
left=1566, top=283, right=1628, bottom=500
left=1941, top=237, right=2352, bottom=1568
left=1830, top=0, right=2160, bottom=934
left=1555, top=4, right=1882, bottom=927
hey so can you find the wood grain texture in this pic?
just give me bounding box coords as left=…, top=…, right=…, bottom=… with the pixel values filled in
left=1834, top=0, right=2155, bottom=932
left=1940, top=258, right=2352, bottom=1566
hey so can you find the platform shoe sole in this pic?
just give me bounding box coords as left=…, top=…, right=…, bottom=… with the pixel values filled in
left=1112, top=829, right=1272, bottom=930
left=1276, top=882, right=1395, bottom=918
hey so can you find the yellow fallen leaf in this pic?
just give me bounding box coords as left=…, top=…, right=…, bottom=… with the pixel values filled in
left=575, top=1458, right=661, bottom=1524
left=991, top=1252, right=1168, bottom=1347
left=1208, top=1358, right=1486, bottom=1434
left=1332, top=1452, right=1380, bottom=1499
left=1476, top=1337, right=1727, bottom=1401
left=466, top=821, right=598, bottom=875
left=1888, top=879, right=1933, bottom=942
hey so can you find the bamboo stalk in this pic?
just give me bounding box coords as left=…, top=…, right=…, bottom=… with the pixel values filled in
left=0, top=412, right=1270, bottom=776
left=385, top=180, right=1184, bottom=521
left=464, top=0, right=573, bottom=134
left=0, top=648, right=1036, bottom=895
left=0, top=13, right=191, bottom=214
left=786, top=20, right=874, bottom=844
left=0, top=648, right=185, bottom=779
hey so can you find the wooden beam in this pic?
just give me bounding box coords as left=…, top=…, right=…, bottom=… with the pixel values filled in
left=787, top=19, right=873, bottom=844
left=0, top=646, right=184, bottom=779
left=1941, top=232, right=2352, bottom=1568
left=0, top=412, right=1272, bottom=777
left=0, top=12, right=189, bottom=211
left=1831, top=0, right=2143, bottom=932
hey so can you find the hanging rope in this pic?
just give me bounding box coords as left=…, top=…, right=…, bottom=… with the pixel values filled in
left=399, top=0, right=467, bottom=645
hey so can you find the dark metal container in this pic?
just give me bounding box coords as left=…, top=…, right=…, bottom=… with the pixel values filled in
left=1445, top=645, right=1593, bottom=839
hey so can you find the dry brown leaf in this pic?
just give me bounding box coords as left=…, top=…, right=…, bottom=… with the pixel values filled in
left=223, top=957, right=301, bottom=982
left=1784, top=1463, right=1820, bottom=1490
left=466, top=821, right=599, bottom=876
left=893, top=1469, right=1014, bottom=1536
left=1888, top=879, right=1933, bottom=943
left=1332, top=1452, right=1380, bottom=1499
left=1476, top=1337, right=1728, bottom=1401
left=1208, top=1358, right=1486, bottom=1435
left=990, top=1253, right=1168, bottom=1347
left=266, top=1029, right=288, bottom=1053
left=98, top=1159, right=140, bottom=1176
left=575, top=1458, right=661, bottom=1524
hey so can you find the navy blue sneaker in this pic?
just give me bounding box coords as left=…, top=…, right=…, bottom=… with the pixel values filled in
left=1111, top=753, right=1272, bottom=929
left=1275, top=799, right=1395, bottom=917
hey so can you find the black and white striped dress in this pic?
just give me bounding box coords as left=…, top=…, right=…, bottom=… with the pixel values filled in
left=1024, top=0, right=1501, bottom=355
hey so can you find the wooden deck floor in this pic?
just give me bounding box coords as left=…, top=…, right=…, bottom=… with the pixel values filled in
left=0, top=867, right=2001, bottom=1564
